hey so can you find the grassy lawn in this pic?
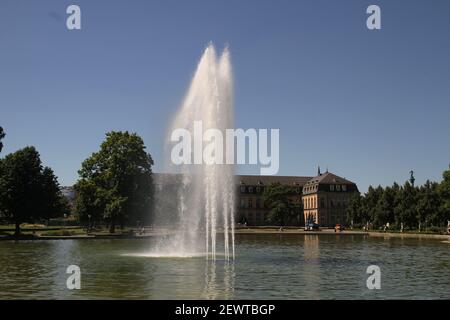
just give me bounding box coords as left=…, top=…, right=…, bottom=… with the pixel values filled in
left=39, top=228, right=86, bottom=236
left=0, top=225, right=138, bottom=237
left=0, top=224, right=80, bottom=231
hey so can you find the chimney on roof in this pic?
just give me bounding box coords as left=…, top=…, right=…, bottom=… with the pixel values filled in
left=318, top=165, right=321, bottom=176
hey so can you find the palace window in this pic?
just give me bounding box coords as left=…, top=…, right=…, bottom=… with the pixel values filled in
left=249, top=187, right=253, bottom=193
left=330, top=185, right=335, bottom=191
left=240, top=186, right=246, bottom=193
left=342, top=185, right=347, bottom=191
left=256, top=186, right=261, bottom=193
left=248, top=199, right=253, bottom=208
left=336, top=185, right=341, bottom=191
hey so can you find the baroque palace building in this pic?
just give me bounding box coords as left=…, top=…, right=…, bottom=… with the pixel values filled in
left=301, top=169, right=359, bottom=227
left=151, top=168, right=358, bottom=228
left=237, top=168, right=358, bottom=227
left=237, top=175, right=309, bottom=226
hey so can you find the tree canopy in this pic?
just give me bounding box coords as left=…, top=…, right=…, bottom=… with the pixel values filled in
left=74, top=131, right=154, bottom=232
left=0, top=146, right=69, bottom=234
left=0, top=126, right=5, bottom=153
left=347, top=164, right=450, bottom=231
left=438, top=165, right=450, bottom=223
left=262, top=183, right=302, bottom=226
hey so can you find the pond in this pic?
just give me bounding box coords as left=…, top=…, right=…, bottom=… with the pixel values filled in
left=0, top=234, right=449, bottom=299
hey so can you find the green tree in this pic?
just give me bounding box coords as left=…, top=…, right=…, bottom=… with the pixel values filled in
left=39, top=167, right=70, bottom=219
left=417, top=180, right=441, bottom=231
left=0, top=126, right=5, bottom=153
left=74, top=179, right=105, bottom=229
left=373, top=186, right=397, bottom=228
left=395, top=182, right=418, bottom=230
left=75, top=131, right=154, bottom=233
left=346, top=166, right=450, bottom=232
left=347, top=192, right=363, bottom=226
left=262, top=183, right=302, bottom=226
left=438, top=164, right=450, bottom=226
left=363, top=186, right=383, bottom=226
left=390, top=182, right=402, bottom=225
left=0, top=147, right=68, bottom=235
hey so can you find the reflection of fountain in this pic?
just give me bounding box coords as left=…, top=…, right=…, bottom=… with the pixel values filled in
left=152, top=43, right=235, bottom=260
left=204, top=261, right=235, bottom=299
left=302, top=235, right=321, bottom=298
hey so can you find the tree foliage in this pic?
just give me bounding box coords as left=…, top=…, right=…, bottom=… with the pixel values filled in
left=0, top=126, right=5, bottom=153
left=262, top=183, right=302, bottom=226
left=74, top=131, right=154, bottom=232
left=346, top=164, right=450, bottom=231
left=438, top=165, right=450, bottom=223
left=0, top=146, right=69, bottom=234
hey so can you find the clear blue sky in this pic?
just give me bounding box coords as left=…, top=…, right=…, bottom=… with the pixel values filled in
left=1, top=0, right=449, bottom=192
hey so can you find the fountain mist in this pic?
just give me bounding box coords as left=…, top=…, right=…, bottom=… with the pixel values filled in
left=154, top=44, right=235, bottom=260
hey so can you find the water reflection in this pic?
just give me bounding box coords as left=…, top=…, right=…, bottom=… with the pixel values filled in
left=48, top=240, right=80, bottom=299
left=203, top=260, right=235, bottom=299
left=302, top=235, right=321, bottom=299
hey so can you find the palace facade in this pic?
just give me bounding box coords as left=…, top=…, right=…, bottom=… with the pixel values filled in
left=301, top=170, right=359, bottom=227
left=237, top=169, right=358, bottom=227
left=152, top=169, right=359, bottom=228
left=237, top=175, right=309, bottom=226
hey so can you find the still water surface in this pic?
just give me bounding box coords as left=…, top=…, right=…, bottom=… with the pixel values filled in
left=0, top=234, right=449, bottom=299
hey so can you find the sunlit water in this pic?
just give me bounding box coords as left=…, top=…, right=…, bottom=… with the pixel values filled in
left=0, top=234, right=449, bottom=299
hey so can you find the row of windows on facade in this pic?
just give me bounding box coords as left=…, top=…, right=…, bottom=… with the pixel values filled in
left=304, top=184, right=348, bottom=193
left=330, top=184, right=347, bottom=191
left=240, top=196, right=302, bottom=209
left=240, top=186, right=301, bottom=194
left=303, top=198, right=349, bottom=209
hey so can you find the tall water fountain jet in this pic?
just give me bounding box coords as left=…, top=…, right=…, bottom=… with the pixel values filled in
left=155, top=43, right=235, bottom=260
